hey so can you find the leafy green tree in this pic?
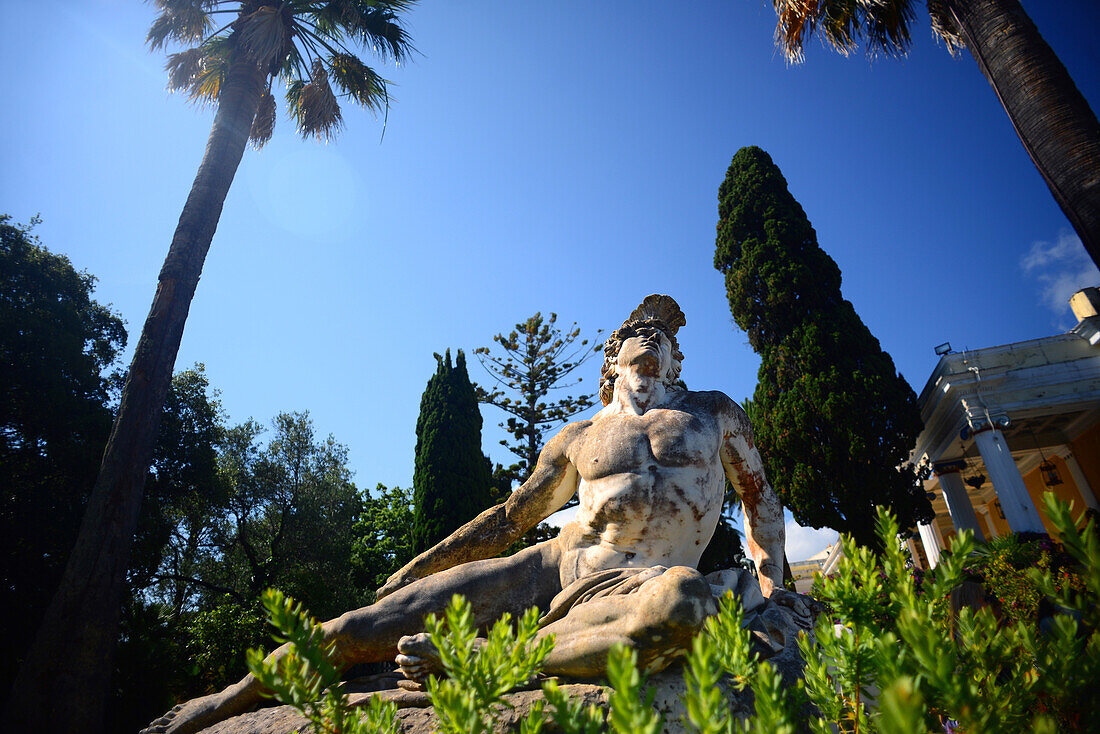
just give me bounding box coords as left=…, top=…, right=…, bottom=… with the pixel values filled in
left=131, top=366, right=227, bottom=612
left=112, top=366, right=229, bottom=732
left=204, top=412, right=366, bottom=620
left=412, top=350, right=494, bottom=554
left=351, top=484, right=416, bottom=595
left=714, top=147, right=931, bottom=547
left=0, top=215, right=127, bottom=693
left=9, top=5, right=417, bottom=729
left=474, top=312, right=601, bottom=486
left=768, top=0, right=1100, bottom=269
left=118, top=405, right=365, bottom=729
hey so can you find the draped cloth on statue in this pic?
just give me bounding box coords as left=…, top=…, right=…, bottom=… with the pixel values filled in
left=539, top=564, right=813, bottom=658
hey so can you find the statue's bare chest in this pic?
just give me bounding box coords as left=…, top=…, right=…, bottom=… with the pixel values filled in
left=570, top=406, right=720, bottom=480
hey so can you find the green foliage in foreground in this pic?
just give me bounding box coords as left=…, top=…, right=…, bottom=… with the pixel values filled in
left=252, top=493, right=1098, bottom=733
left=422, top=596, right=553, bottom=734
left=246, top=589, right=399, bottom=734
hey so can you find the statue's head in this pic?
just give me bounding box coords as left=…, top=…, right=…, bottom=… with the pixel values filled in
left=600, top=294, right=685, bottom=405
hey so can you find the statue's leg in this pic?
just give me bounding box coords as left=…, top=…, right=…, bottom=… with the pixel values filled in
left=330, top=541, right=562, bottom=663
left=537, top=565, right=715, bottom=678
left=142, top=542, right=562, bottom=734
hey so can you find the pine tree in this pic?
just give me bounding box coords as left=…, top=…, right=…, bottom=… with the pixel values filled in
left=474, top=312, right=601, bottom=486
left=714, top=146, right=932, bottom=547
left=412, top=350, right=494, bottom=554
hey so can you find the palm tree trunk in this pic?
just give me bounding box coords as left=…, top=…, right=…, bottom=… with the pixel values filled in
left=947, top=0, right=1100, bottom=267
left=5, top=55, right=266, bottom=734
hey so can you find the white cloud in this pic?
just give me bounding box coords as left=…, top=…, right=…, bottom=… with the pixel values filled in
left=1020, top=231, right=1099, bottom=314
left=785, top=518, right=838, bottom=562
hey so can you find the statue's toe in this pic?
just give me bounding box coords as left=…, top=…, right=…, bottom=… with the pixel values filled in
left=140, top=700, right=190, bottom=734
left=397, top=632, right=435, bottom=655
left=396, top=634, right=444, bottom=682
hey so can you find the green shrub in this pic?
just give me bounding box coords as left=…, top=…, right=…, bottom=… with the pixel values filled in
left=966, top=530, right=1086, bottom=626
left=421, top=595, right=553, bottom=734
left=184, top=596, right=267, bottom=691
left=248, top=493, right=1098, bottom=733
left=246, top=589, right=399, bottom=734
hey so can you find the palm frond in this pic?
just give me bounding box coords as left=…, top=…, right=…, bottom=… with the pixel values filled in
left=277, top=43, right=308, bottom=83
left=772, top=0, right=914, bottom=63
left=164, top=36, right=230, bottom=105
left=927, top=0, right=965, bottom=55
left=165, top=47, right=206, bottom=92
left=290, top=59, right=343, bottom=140
left=857, top=0, right=914, bottom=59
left=327, top=52, right=388, bottom=112
left=249, top=89, right=277, bottom=148
left=236, top=4, right=291, bottom=69
left=337, top=2, right=417, bottom=63
left=819, top=0, right=860, bottom=57
left=147, top=0, right=215, bottom=50
left=773, top=0, right=820, bottom=63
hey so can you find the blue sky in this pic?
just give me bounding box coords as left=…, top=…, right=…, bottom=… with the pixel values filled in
left=2, top=1, right=1098, bottom=560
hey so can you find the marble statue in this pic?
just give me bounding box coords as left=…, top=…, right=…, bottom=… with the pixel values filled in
left=144, top=294, right=807, bottom=734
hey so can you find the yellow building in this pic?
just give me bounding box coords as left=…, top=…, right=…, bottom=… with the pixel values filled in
left=790, top=544, right=836, bottom=594
left=906, top=287, right=1100, bottom=568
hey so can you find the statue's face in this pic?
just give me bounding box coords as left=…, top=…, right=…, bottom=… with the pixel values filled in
left=616, top=328, right=672, bottom=381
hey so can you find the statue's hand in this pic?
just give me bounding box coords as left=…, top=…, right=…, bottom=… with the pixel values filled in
left=376, top=573, right=418, bottom=601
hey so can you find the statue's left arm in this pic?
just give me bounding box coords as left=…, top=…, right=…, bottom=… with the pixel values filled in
left=717, top=396, right=785, bottom=597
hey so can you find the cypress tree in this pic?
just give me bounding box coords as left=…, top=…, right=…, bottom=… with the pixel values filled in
left=714, top=146, right=931, bottom=547
left=412, top=350, right=494, bottom=554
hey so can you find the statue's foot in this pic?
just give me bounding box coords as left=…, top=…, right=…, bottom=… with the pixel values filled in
left=140, top=691, right=233, bottom=734
left=395, top=632, right=445, bottom=683
left=768, top=588, right=822, bottom=630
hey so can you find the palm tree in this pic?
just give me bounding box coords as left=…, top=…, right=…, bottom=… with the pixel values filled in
left=5, top=2, right=415, bottom=731
left=769, top=0, right=1100, bottom=269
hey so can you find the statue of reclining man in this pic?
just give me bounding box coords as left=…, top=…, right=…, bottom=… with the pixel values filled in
left=145, top=294, right=810, bottom=734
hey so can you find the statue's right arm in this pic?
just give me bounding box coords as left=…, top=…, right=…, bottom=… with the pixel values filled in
left=375, top=422, right=585, bottom=600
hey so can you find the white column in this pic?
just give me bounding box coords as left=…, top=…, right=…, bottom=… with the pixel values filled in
left=974, top=428, right=1045, bottom=533
left=917, top=522, right=942, bottom=568
left=1056, top=446, right=1099, bottom=510
left=976, top=505, right=999, bottom=539
left=937, top=470, right=986, bottom=541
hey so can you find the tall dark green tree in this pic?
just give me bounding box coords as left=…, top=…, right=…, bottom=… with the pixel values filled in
left=714, top=146, right=932, bottom=547
left=0, top=215, right=126, bottom=693
left=412, top=350, right=494, bottom=554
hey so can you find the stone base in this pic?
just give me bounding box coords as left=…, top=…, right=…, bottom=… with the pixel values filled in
left=194, top=651, right=808, bottom=734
